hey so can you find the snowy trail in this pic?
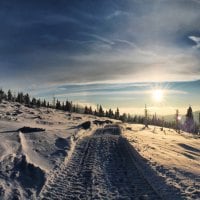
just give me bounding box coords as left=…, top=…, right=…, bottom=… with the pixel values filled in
left=40, top=125, right=161, bottom=200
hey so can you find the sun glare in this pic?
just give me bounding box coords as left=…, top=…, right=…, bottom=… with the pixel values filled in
left=152, top=89, right=164, bottom=102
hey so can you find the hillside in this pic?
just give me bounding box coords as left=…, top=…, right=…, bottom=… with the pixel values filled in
left=0, top=100, right=104, bottom=199
left=123, top=124, right=200, bottom=199
left=0, top=101, right=199, bottom=199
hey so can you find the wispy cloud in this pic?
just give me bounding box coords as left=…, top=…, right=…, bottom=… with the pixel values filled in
left=54, top=88, right=187, bottom=98
left=80, top=32, right=115, bottom=45
left=188, top=36, right=200, bottom=49
left=105, top=10, right=130, bottom=20
left=113, top=39, right=138, bottom=48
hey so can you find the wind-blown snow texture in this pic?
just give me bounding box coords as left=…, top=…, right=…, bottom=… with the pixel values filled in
left=0, top=101, right=199, bottom=199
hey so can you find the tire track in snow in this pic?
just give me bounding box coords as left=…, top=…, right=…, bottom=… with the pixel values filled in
left=40, top=126, right=161, bottom=200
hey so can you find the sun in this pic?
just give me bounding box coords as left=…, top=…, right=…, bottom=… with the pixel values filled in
left=152, top=89, right=164, bottom=102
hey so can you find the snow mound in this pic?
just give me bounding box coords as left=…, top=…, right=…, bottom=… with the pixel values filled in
left=14, top=155, right=46, bottom=194
left=0, top=154, right=45, bottom=199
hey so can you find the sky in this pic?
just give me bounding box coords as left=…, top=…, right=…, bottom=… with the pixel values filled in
left=0, top=0, right=200, bottom=115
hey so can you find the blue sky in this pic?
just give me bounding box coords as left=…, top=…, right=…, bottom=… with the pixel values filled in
left=0, top=0, right=200, bottom=115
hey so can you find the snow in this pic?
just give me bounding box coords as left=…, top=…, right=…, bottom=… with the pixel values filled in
left=0, top=101, right=199, bottom=199
left=122, top=124, right=200, bottom=200
left=40, top=132, right=160, bottom=200
left=0, top=101, right=97, bottom=199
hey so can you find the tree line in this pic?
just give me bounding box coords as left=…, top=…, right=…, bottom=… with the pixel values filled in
left=0, top=88, right=199, bottom=133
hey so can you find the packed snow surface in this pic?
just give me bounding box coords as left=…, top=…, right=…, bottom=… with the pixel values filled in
left=123, top=124, right=200, bottom=200
left=40, top=126, right=161, bottom=200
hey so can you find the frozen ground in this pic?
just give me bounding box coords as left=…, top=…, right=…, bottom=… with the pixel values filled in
left=0, top=101, right=199, bottom=199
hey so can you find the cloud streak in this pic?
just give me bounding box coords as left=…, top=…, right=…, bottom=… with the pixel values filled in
left=188, top=36, right=200, bottom=49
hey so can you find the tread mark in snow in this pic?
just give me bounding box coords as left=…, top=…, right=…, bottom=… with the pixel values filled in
left=40, top=126, right=161, bottom=200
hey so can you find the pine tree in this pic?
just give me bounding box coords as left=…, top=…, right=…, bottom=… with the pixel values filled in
left=184, top=106, right=195, bottom=133
left=199, top=113, right=200, bottom=125
left=16, top=92, right=24, bottom=103
left=36, top=99, right=41, bottom=108
left=105, top=110, right=109, bottom=117
left=120, top=113, right=128, bottom=122
left=127, top=114, right=132, bottom=122
left=89, top=106, right=93, bottom=115
left=144, top=104, right=148, bottom=128
left=24, top=93, right=30, bottom=106
left=7, top=90, right=12, bottom=101
left=0, top=89, right=4, bottom=103
left=31, top=98, right=37, bottom=107
left=115, top=107, right=120, bottom=120
left=133, top=115, right=137, bottom=123
left=65, top=100, right=72, bottom=112
left=94, top=109, right=97, bottom=116
left=98, top=105, right=104, bottom=117
left=84, top=106, right=89, bottom=114
left=186, top=106, right=193, bottom=119
left=42, top=99, right=46, bottom=107
left=56, top=100, right=61, bottom=110
left=108, top=108, right=114, bottom=118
